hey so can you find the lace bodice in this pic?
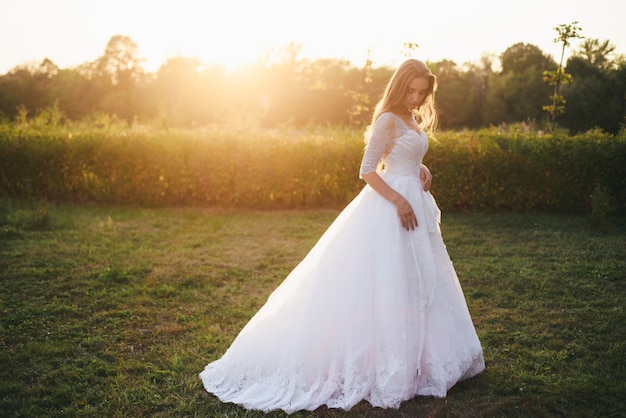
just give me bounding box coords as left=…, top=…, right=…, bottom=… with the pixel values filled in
left=359, top=112, right=428, bottom=179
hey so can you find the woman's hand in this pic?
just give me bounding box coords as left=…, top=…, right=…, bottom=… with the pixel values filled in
left=420, top=164, right=432, bottom=191
left=361, top=171, right=417, bottom=230
left=395, top=197, right=418, bottom=231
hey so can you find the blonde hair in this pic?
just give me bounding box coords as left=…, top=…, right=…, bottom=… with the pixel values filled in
left=366, top=59, right=438, bottom=141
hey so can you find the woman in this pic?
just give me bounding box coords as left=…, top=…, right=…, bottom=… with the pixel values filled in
left=200, top=59, right=485, bottom=413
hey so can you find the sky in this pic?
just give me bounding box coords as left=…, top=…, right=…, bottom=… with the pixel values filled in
left=1, top=0, right=623, bottom=74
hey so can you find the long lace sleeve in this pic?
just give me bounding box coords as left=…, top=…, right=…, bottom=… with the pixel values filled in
left=359, top=112, right=397, bottom=178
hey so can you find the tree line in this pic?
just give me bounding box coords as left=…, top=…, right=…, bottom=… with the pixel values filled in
left=0, top=34, right=624, bottom=133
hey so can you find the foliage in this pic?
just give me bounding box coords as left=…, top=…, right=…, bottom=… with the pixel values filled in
left=545, top=22, right=584, bottom=131
left=1, top=121, right=625, bottom=214
left=497, top=43, right=555, bottom=125
left=590, top=183, right=617, bottom=226
left=577, top=38, right=618, bottom=70
left=0, top=34, right=623, bottom=133
left=561, top=40, right=626, bottom=134
left=428, top=59, right=491, bottom=129
left=427, top=126, right=626, bottom=214
left=0, top=121, right=365, bottom=209
left=542, top=68, right=572, bottom=119
left=1, top=203, right=624, bottom=416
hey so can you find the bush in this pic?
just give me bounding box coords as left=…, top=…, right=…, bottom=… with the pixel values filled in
left=0, top=122, right=624, bottom=213
left=590, top=183, right=617, bottom=225
left=426, top=127, right=626, bottom=213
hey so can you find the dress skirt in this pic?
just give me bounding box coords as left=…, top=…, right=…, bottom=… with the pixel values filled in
left=200, top=174, right=485, bottom=413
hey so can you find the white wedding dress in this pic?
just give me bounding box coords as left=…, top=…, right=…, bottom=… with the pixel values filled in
left=200, top=112, right=485, bottom=413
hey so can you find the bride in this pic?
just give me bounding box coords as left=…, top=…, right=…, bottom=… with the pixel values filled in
left=200, top=59, right=485, bottom=413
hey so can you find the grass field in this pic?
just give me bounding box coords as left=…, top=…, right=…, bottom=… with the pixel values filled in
left=1, top=200, right=625, bottom=417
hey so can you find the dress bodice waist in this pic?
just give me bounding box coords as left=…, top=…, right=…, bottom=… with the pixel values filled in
left=379, top=129, right=427, bottom=179
left=381, top=165, right=422, bottom=182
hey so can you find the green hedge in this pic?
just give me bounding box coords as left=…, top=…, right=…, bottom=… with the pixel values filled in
left=1, top=123, right=624, bottom=213
left=427, top=129, right=626, bottom=213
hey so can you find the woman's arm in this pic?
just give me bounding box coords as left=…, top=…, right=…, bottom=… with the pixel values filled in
left=420, top=164, right=432, bottom=191
left=359, top=113, right=419, bottom=231
left=362, top=171, right=418, bottom=231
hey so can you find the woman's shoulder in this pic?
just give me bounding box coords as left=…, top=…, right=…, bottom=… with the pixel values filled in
left=379, top=111, right=399, bottom=121
left=375, top=111, right=401, bottom=127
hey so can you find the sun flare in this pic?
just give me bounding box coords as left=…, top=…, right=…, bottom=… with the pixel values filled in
left=102, top=0, right=386, bottom=73
left=3, top=0, right=624, bottom=77
left=126, top=1, right=317, bottom=72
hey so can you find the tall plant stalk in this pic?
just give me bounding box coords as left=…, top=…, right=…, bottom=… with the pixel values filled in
left=549, top=22, right=583, bottom=131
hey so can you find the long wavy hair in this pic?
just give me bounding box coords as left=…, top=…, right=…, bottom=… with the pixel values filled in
left=366, top=59, right=438, bottom=142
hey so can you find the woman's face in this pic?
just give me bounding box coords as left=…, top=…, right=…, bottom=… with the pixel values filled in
left=403, top=76, right=430, bottom=111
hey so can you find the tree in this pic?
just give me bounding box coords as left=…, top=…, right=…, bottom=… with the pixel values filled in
left=487, top=43, right=554, bottom=125
left=428, top=60, right=471, bottom=129
left=96, top=35, right=144, bottom=86
left=0, top=59, right=60, bottom=119
left=559, top=39, right=625, bottom=134
left=577, top=38, right=617, bottom=70
left=346, top=52, right=374, bottom=126
left=501, top=43, right=552, bottom=74
left=544, top=22, right=583, bottom=131
left=91, top=35, right=146, bottom=122
left=152, top=57, right=228, bottom=127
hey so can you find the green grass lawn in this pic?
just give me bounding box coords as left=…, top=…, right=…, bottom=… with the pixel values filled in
left=1, top=200, right=624, bottom=417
